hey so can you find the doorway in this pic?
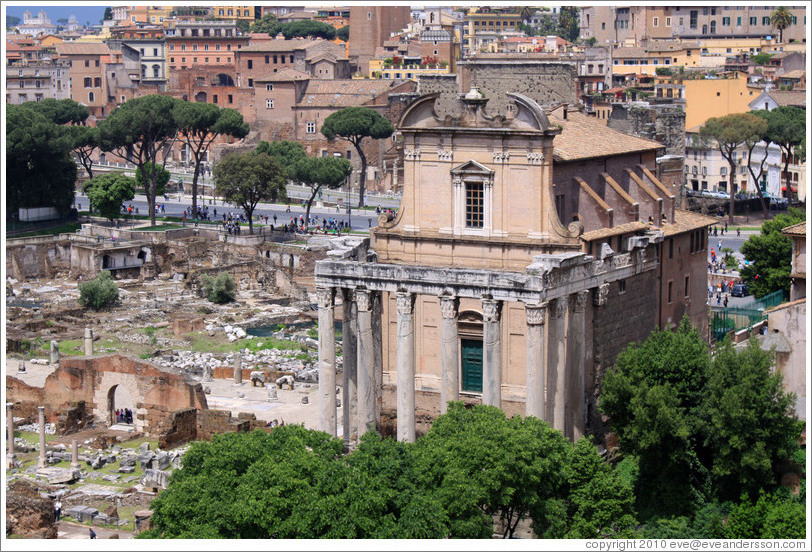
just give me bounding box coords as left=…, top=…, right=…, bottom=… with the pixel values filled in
left=461, top=339, right=483, bottom=393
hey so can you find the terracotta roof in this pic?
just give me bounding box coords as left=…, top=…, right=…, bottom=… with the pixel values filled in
left=549, top=111, right=663, bottom=162
left=582, top=221, right=648, bottom=242
left=54, top=42, right=110, bottom=55
left=298, top=79, right=406, bottom=107
left=240, top=39, right=317, bottom=52
left=661, top=210, right=718, bottom=237
left=779, top=69, right=805, bottom=79
left=767, top=90, right=806, bottom=107
left=782, top=222, right=806, bottom=237
left=764, top=297, right=806, bottom=315
left=254, top=68, right=311, bottom=82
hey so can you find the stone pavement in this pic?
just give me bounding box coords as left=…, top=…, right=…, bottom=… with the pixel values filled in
left=56, top=520, right=133, bottom=539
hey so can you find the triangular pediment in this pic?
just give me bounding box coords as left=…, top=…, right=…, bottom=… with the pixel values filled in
left=450, top=160, right=494, bottom=176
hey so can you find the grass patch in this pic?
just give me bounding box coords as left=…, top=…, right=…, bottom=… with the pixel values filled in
left=58, top=339, right=86, bottom=356
left=184, top=332, right=304, bottom=354
left=9, top=222, right=82, bottom=238
left=137, top=224, right=185, bottom=231
left=14, top=431, right=61, bottom=445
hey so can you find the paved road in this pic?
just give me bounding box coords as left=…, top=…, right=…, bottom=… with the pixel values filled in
left=73, top=192, right=383, bottom=231
left=56, top=520, right=133, bottom=539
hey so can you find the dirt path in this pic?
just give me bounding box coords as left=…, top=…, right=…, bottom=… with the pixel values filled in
left=56, top=520, right=134, bottom=539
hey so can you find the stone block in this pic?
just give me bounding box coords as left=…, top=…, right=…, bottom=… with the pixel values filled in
left=118, top=466, right=135, bottom=474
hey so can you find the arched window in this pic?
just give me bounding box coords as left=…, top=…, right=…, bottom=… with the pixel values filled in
left=152, top=64, right=160, bottom=77
left=88, top=91, right=95, bottom=102
left=141, top=64, right=147, bottom=78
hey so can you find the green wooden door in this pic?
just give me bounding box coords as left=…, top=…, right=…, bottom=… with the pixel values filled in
left=461, top=339, right=483, bottom=393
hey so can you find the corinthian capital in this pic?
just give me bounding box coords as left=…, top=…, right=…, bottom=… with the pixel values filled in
left=482, top=298, right=502, bottom=322
left=316, top=287, right=335, bottom=309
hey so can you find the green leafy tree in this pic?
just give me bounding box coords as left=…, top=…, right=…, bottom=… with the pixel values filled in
left=83, top=173, right=136, bottom=221
left=235, top=19, right=250, bottom=34
left=726, top=490, right=805, bottom=539
left=599, top=318, right=712, bottom=518
left=291, top=155, right=352, bottom=225
left=173, top=101, right=249, bottom=216
left=701, top=338, right=801, bottom=501
left=135, top=163, right=170, bottom=198
left=6, top=104, right=77, bottom=216
left=414, top=402, right=571, bottom=538
left=563, top=438, right=637, bottom=538
left=558, top=6, right=580, bottom=43
left=201, top=272, right=236, bottom=303
left=103, top=7, right=113, bottom=21
left=23, top=98, right=89, bottom=125
left=321, top=107, right=394, bottom=207
left=98, top=94, right=180, bottom=226
left=760, top=106, right=805, bottom=200
left=78, top=271, right=119, bottom=309
left=336, top=25, right=349, bottom=42
left=746, top=109, right=773, bottom=218
left=68, top=125, right=101, bottom=180
left=701, top=113, right=768, bottom=224
left=255, top=139, right=306, bottom=173
left=280, top=20, right=336, bottom=40
left=250, top=13, right=280, bottom=35
left=739, top=207, right=805, bottom=297
left=769, top=7, right=794, bottom=43
left=751, top=52, right=773, bottom=65
left=213, top=151, right=286, bottom=234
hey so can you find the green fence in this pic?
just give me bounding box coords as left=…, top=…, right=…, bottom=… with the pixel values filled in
left=710, top=290, right=788, bottom=342
left=739, top=290, right=787, bottom=311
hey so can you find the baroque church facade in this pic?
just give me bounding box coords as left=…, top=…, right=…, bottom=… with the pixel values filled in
left=315, top=90, right=713, bottom=444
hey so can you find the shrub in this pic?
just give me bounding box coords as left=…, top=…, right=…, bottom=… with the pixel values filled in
left=201, top=272, right=236, bottom=304
left=78, top=271, right=119, bottom=310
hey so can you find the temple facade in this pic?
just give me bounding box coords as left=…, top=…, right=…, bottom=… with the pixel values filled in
left=315, top=90, right=713, bottom=444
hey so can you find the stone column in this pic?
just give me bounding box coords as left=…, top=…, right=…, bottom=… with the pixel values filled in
left=439, top=295, right=460, bottom=414
left=355, top=289, right=376, bottom=435
left=37, top=406, right=46, bottom=469
left=50, top=341, right=59, bottom=365
left=566, top=291, right=588, bottom=440
left=372, top=292, right=383, bottom=423
left=396, top=292, right=416, bottom=443
left=524, top=302, right=547, bottom=420
left=317, top=287, right=337, bottom=437
left=6, top=403, right=14, bottom=468
left=482, top=298, right=503, bottom=408
left=546, top=298, right=567, bottom=432
left=70, top=439, right=80, bottom=470
left=233, top=352, right=242, bottom=384
left=341, top=289, right=358, bottom=446
left=84, top=328, right=93, bottom=356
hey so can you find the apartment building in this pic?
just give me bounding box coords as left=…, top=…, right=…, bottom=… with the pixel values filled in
left=236, top=39, right=349, bottom=87
left=211, top=6, right=255, bottom=21
left=165, top=20, right=249, bottom=71
left=109, top=25, right=167, bottom=90
left=54, top=42, right=111, bottom=116
left=6, top=59, right=71, bottom=104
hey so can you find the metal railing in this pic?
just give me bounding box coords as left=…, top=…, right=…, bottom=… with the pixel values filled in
left=710, top=290, right=789, bottom=342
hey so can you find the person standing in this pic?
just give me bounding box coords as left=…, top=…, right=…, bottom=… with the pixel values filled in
left=89, top=528, right=97, bottom=539
left=54, top=499, right=62, bottom=522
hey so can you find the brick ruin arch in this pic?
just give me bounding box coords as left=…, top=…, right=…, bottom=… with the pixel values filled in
left=93, top=370, right=142, bottom=430
left=6, top=355, right=207, bottom=438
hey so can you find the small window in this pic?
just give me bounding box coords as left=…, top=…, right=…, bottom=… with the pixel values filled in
left=667, top=280, right=673, bottom=303
left=88, top=91, right=95, bottom=102
left=465, top=182, right=484, bottom=228
left=228, top=94, right=233, bottom=104
left=266, top=84, right=274, bottom=91
left=306, top=121, right=316, bottom=133
left=265, top=55, right=270, bottom=64
left=684, top=276, right=690, bottom=298
left=266, top=99, right=274, bottom=109
left=247, top=78, right=253, bottom=87
left=213, top=94, right=218, bottom=103
left=668, top=237, right=674, bottom=259
left=619, top=279, right=626, bottom=294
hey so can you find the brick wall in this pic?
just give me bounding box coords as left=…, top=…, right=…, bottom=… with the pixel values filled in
left=157, top=407, right=198, bottom=449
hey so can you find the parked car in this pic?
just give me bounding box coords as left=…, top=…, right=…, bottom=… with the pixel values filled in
left=730, top=283, right=750, bottom=297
